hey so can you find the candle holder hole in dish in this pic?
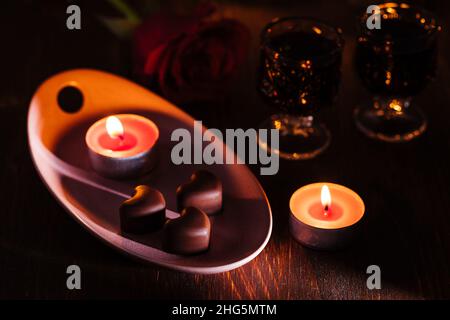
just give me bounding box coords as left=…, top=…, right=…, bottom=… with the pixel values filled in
left=57, top=85, right=84, bottom=113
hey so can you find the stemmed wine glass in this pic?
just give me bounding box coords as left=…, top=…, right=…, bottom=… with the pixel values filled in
left=258, top=17, right=344, bottom=160
left=354, top=3, right=441, bottom=142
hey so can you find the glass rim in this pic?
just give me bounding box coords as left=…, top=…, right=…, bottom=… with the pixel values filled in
left=358, top=2, right=442, bottom=42
left=261, top=16, right=344, bottom=63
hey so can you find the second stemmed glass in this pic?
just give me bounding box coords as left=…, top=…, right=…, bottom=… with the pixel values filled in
left=354, top=3, right=441, bottom=142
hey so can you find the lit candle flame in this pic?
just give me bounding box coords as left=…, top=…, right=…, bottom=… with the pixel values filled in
left=106, top=116, right=124, bottom=139
left=321, top=185, right=331, bottom=216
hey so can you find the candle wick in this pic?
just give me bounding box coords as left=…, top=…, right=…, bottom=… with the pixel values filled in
left=324, top=204, right=329, bottom=217
left=118, top=134, right=125, bottom=145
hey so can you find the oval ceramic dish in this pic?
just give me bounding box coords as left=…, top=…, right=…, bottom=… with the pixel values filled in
left=27, top=69, right=272, bottom=274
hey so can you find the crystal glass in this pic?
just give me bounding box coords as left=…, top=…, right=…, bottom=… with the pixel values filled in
left=354, top=3, right=441, bottom=142
left=258, top=17, right=344, bottom=160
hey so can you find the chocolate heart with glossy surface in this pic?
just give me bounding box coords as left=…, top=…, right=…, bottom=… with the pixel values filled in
left=120, top=185, right=166, bottom=234
left=176, top=170, right=222, bottom=215
left=163, top=207, right=211, bottom=255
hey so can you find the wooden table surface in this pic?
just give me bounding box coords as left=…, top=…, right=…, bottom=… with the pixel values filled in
left=1, top=0, right=449, bottom=299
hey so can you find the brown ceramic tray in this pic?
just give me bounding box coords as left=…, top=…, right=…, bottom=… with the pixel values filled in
left=28, top=69, right=272, bottom=274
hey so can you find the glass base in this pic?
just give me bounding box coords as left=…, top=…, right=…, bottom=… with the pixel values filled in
left=354, top=98, right=427, bottom=142
left=259, top=114, right=330, bottom=160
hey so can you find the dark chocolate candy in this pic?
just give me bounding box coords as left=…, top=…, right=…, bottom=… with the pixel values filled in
left=163, top=207, right=211, bottom=255
left=176, top=170, right=222, bottom=215
left=120, top=185, right=166, bottom=234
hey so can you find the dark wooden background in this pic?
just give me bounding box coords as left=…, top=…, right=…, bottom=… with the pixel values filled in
left=1, top=0, right=449, bottom=299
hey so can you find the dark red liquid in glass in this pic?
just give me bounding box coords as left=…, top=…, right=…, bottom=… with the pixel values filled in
left=258, top=31, right=342, bottom=115
left=356, top=19, right=438, bottom=97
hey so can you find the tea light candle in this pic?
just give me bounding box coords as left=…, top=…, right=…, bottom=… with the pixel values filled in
left=85, top=114, right=159, bottom=179
left=289, top=183, right=365, bottom=250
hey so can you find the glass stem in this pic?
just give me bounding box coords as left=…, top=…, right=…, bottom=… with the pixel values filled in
left=273, top=114, right=315, bottom=137
left=373, top=96, right=412, bottom=118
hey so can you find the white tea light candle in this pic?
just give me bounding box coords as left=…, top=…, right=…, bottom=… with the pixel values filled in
left=289, top=182, right=365, bottom=250
left=85, top=114, right=159, bottom=179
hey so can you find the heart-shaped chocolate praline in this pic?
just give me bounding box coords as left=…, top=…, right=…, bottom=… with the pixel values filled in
left=162, top=207, right=211, bottom=255
left=176, top=170, right=222, bottom=215
left=120, top=185, right=166, bottom=234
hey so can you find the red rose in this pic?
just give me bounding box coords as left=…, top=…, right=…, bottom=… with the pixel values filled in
left=133, top=2, right=250, bottom=104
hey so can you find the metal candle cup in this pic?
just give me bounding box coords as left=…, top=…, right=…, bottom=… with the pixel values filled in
left=85, top=114, right=159, bottom=179
left=289, top=183, right=365, bottom=250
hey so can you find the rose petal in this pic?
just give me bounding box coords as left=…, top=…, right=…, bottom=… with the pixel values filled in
left=143, top=43, right=168, bottom=77
left=133, top=2, right=217, bottom=72
left=134, top=1, right=250, bottom=105
left=170, top=33, right=199, bottom=88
